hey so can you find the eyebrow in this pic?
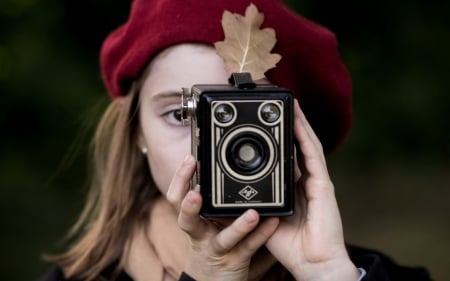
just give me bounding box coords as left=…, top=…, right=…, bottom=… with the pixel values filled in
left=150, top=90, right=182, bottom=102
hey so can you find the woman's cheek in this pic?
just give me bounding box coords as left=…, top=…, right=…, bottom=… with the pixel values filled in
left=148, top=137, right=191, bottom=195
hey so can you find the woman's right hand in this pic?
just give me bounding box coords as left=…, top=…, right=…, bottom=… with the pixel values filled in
left=166, top=155, right=280, bottom=281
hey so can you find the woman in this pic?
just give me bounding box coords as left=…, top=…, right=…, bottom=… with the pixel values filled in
left=38, top=0, right=431, bottom=280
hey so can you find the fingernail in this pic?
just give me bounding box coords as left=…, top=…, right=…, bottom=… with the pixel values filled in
left=166, top=188, right=173, bottom=200
left=244, top=210, right=257, bottom=223
left=267, top=217, right=279, bottom=225
left=183, top=154, right=195, bottom=165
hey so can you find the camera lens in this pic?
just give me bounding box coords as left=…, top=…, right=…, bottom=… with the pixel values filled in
left=227, top=133, right=268, bottom=175
left=238, top=143, right=258, bottom=163
left=261, top=103, right=280, bottom=123
left=219, top=126, right=277, bottom=182
left=214, top=103, right=234, bottom=123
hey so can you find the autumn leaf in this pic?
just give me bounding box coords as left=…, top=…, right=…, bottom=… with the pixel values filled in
left=214, top=4, right=281, bottom=80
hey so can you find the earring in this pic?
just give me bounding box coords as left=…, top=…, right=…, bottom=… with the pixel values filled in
left=141, top=147, right=148, bottom=154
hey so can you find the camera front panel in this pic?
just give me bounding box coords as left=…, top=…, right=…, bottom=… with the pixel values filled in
left=194, top=87, right=294, bottom=217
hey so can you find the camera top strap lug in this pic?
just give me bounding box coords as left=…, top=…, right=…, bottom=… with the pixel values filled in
left=228, top=72, right=256, bottom=89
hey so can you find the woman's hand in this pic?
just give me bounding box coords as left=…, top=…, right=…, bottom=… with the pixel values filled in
left=166, top=155, right=280, bottom=281
left=264, top=100, right=359, bottom=281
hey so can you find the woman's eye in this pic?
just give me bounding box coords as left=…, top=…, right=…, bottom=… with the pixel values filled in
left=163, top=109, right=190, bottom=126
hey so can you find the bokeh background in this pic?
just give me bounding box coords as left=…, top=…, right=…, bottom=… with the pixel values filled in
left=1, top=0, right=449, bottom=280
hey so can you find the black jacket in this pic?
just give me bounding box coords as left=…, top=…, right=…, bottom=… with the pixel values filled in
left=36, top=245, right=432, bottom=281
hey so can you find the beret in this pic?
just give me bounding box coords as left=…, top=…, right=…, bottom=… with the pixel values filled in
left=100, top=0, right=352, bottom=152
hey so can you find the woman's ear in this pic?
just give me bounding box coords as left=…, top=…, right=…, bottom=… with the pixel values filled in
left=136, top=126, right=148, bottom=155
left=115, top=95, right=148, bottom=155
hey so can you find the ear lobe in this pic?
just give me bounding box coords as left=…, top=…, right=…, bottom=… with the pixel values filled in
left=117, top=96, right=147, bottom=153
left=136, top=127, right=147, bottom=152
left=136, top=130, right=149, bottom=155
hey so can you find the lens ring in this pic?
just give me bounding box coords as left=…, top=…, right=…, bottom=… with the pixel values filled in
left=226, top=133, right=269, bottom=175
left=218, top=126, right=277, bottom=183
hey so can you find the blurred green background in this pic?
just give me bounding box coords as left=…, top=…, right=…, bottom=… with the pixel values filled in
left=1, top=0, right=449, bottom=280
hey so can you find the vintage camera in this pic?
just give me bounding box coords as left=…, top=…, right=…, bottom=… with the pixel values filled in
left=180, top=73, right=294, bottom=217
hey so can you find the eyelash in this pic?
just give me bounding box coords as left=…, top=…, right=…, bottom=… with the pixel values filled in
left=163, top=108, right=191, bottom=126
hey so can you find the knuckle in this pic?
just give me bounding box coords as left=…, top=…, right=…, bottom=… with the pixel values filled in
left=240, top=239, right=258, bottom=253
left=178, top=214, right=192, bottom=233
left=210, top=237, right=227, bottom=254
left=175, top=165, right=188, bottom=179
left=177, top=206, right=193, bottom=229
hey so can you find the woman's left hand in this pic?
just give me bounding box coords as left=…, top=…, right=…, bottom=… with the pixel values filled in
left=264, top=100, right=359, bottom=281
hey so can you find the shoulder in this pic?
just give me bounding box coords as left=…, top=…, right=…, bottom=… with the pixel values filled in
left=347, top=244, right=433, bottom=281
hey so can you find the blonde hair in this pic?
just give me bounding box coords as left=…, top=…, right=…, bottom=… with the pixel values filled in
left=48, top=79, right=159, bottom=280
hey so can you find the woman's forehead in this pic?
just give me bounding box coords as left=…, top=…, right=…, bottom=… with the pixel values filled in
left=140, top=44, right=229, bottom=98
left=151, top=44, right=224, bottom=70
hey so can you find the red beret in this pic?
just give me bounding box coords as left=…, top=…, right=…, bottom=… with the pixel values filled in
left=100, top=0, right=352, bottom=152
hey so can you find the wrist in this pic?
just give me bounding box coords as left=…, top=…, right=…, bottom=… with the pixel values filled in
left=291, top=258, right=360, bottom=281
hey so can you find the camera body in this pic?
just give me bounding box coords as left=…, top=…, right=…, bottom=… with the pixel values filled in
left=181, top=78, right=294, bottom=217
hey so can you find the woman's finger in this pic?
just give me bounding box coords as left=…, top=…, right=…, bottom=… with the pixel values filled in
left=211, top=209, right=261, bottom=255
left=166, top=154, right=196, bottom=210
left=294, top=99, right=324, bottom=160
left=177, top=190, right=206, bottom=239
left=236, top=216, right=279, bottom=258
left=293, top=100, right=328, bottom=176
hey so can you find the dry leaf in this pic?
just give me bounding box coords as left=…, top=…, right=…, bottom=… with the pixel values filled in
left=214, top=4, right=281, bottom=80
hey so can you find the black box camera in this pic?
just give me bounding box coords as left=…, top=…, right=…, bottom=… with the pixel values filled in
left=180, top=73, right=294, bottom=217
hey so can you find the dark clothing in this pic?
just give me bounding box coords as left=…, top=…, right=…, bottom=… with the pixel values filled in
left=36, top=245, right=432, bottom=281
left=346, top=245, right=431, bottom=280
